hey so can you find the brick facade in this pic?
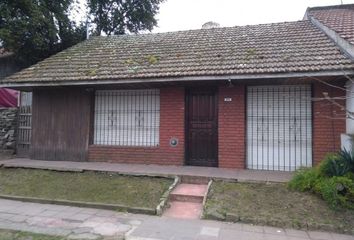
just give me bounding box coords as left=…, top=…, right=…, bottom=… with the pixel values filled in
left=88, top=81, right=345, bottom=169
left=88, top=87, right=185, bottom=165
left=312, top=81, right=346, bottom=165
left=218, top=85, right=246, bottom=168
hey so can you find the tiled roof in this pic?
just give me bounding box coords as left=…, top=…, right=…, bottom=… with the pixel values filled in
left=0, top=48, right=13, bottom=59
left=2, top=20, right=354, bottom=85
left=307, top=4, right=354, bottom=45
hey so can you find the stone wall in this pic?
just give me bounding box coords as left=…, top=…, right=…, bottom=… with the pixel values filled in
left=0, top=108, right=17, bottom=150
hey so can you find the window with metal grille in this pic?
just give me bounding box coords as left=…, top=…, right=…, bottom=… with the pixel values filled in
left=246, top=85, right=312, bottom=171
left=94, top=89, right=160, bottom=146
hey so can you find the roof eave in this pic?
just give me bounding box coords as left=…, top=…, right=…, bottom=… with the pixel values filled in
left=2, top=70, right=354, bottom=89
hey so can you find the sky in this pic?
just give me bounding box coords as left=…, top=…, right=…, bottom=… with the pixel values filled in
left=152, top=0, right=354, bottom=33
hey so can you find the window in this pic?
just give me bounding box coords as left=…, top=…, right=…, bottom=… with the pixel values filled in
left=94, top=89, right=160, bottom=146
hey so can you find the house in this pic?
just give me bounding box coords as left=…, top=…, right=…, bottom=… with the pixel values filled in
left=1, top=7, right=354, bottom=171
left=0, top=49, right=19, bottom=107
left=304, top=4, right=354, bottom=151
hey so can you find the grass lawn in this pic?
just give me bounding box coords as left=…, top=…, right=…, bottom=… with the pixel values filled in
left=204, top=181, right=354, bottom=234
left=0, top=168, right=172, bottom=209
left=0, top=229, right=64, bottom=240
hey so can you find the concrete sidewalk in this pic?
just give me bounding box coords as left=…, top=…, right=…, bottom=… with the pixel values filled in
left=0, top=158, right=293, bottom=182
left=0, top=199, right=352, bottom=240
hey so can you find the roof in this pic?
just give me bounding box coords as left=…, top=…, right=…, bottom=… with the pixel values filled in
left=306, top=4, right=354, bottom=45
left=2, top=20, right=354, bottom=86
left=0, top=48, right=14, bottom=59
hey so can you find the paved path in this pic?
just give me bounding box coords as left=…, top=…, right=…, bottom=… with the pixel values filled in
left=1, top=158, right=292, bottom=182
left=0, top=199, right=352, bottom=240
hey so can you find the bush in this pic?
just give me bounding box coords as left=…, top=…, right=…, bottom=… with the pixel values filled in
left=288, top=168, right=320, bottom=192
left=338, top=149, right=354, bottom=173
left=314, top=176, right=354, bottom=209
left=318, top=153, right=350, bottom=177
left=288, top=150, right=354, bottom=209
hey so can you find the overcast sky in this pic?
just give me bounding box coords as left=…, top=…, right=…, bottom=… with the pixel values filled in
left=152, top=0, right=354, bottom=33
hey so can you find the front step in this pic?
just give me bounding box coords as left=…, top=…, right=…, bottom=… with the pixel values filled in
left=162, top=183, right=209, bottom=219
left=169, top=183, right=207, bottom=203
left=163, top=201, right=203, bottom=219
left=180, top=175, right=210, bottom=185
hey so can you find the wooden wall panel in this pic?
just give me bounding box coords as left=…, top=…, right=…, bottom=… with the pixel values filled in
left=30, top=88, right=91, bottom=161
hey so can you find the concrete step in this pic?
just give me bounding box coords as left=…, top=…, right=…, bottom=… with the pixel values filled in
left=162, top=183, right=209, bottom=219
left=162, top=201, right=203, bottom=219
left=169, top=194, right=204, bottom=203
left=169, top=183, right=208, bottom=203
left=181, top=175, right=210, bottom=185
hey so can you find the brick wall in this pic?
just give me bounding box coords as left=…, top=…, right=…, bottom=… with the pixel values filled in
left=218, top=85, right=246, bottom=168
left=88, top=87, right=185, bottom=165
left=88, top=81, right=345, bottom=169
left=313, top=81, right=346, bottom=165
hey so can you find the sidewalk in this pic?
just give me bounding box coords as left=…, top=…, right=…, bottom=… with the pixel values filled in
left=0, top=199, right=352, bottom=240
left=0, top=158, right=292, bottom=182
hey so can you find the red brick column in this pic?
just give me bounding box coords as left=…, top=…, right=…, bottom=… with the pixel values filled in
left=88, top=87, right=185, bottom=165
left=313, top=81, right=345, bottom=165
left=218, top=85, right=246, bottom=169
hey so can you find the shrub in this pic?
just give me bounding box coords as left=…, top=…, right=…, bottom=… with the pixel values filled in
left=288, top=150, right=354, bottom=209
left=318, top=152, right=351, bottom=177
left=338, top=149, right=354, bottom=173
left=288, top=168, right=319, bottom=192
left=314, top=176, right=354, bottom=209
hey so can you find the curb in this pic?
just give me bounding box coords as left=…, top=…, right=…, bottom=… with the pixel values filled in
left=156, top=176, right=180, bottom=216
left=201, top=179, right=213, bottom=219
left=2, top=164, right=84, bottom=172
left=0, top=194, right=156, bottom=215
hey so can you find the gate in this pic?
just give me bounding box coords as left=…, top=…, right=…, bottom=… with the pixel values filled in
left=247, top=85, right=312, bottom=171
left=17, top=92, right=32, bottom=157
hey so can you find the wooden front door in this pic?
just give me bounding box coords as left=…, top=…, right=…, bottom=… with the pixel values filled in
left=186, top=89, right=218, bottom=167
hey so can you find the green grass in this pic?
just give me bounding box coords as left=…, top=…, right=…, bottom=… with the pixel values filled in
left=0, top=168, right=172, bottom=209
left=0, top=229, right=64, bottom=240
left=204, top=181, right=354, bottom=234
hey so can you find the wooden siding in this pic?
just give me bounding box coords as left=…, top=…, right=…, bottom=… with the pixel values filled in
left=30, top=88, right=91, bottom=161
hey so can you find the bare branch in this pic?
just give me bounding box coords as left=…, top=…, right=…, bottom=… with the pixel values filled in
left=305, top=75, right=348, bottom=91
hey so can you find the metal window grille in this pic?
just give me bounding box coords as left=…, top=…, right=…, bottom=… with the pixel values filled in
left=246, top=85, right=312, bottom=171
left=94, top=89, right=160, bottom=146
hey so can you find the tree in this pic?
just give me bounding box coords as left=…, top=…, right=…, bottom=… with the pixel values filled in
left=0, top=0, right=86, bottom=67
left=0, top=0, right=165, bottom=66
left=88, top=0, right=164, bottom=36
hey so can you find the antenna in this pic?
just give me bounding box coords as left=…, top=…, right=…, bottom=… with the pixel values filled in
left=86, top=18, right=90, bottom=40
left=86, top=5, right=90, bottom=40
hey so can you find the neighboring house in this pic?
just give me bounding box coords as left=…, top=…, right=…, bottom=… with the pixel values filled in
left=0, top=48, right=32, bottom=154
left=1, top=7, right=354, bottom=171
left=0, top=49, right=19, bottom=107
left=304, top=4, right=354, bottom=151
left=0, top=49, right=19, bottom=151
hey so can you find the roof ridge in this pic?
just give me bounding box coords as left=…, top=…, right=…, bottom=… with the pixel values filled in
left=89, top=20, right=310, bottom=39
left=308, top=3, right=354, bottom=11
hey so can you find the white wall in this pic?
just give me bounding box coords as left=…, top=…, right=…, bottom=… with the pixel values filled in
left=346, top=81, right=354, bottom=135
left=342, top=81, right=354, bottom=152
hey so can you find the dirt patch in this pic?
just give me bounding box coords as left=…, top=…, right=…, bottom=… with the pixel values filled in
left=204, top=181, right=354, bottom=234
